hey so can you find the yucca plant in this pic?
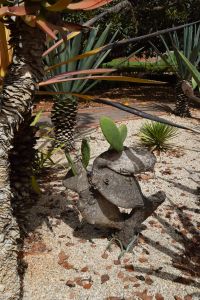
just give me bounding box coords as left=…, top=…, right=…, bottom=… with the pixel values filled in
left=139, top=121, right=178, bottom=152
left=45, top=24, right=117, bottom=149
left=152, top=23, right=200, bottom=117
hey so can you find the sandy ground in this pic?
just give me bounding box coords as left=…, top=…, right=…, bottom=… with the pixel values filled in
left=22, top=113, right=200, bottom=300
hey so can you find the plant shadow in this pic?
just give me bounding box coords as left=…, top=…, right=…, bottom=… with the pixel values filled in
left=132, top=196, right=200, bottom=288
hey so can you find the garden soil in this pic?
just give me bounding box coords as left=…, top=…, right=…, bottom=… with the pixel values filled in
left=21, top=107, right=200, bottom=300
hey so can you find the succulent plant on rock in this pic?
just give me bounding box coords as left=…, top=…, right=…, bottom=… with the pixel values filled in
left=63, top=118, right=166, bottom=248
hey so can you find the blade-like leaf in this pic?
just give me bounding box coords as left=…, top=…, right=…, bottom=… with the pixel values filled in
left=0, top=22, right=10, bottom=77
left=39, top=75, right=164, bottom=87
left=31, top=176, right=41, bottom=194
left=43, top=20, right=200, bottom=57
left=0, top=6, right=35, bottom=17
left=100, top=117, right=123, bottom=152
left=30, top=110, right=43, bottom=127
left=36, top=18, right=57, bottom=39
left=175, top=50, right=200, bottom=87
left=45, top=46, right=104, bottom=72
left=81, top=138, right=90, bottom=169
left=39, top=68, right=116, bottom=85
left=42, top=31, right=80, bottom=57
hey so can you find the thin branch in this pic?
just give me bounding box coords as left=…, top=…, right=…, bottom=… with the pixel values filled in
left=85, top=0, right=130, bottom=27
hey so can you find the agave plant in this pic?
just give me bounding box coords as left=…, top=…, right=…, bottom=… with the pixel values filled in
left=139, top=121, right=178, bottom=152
left=151, top=23, right=200, bottom=117
left=45, top=24, right=117, bottom=149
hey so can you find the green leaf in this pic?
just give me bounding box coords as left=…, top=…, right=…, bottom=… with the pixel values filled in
left=175, top=50, right=200, bottom=87
left=30, top=110, right=43, bottom=127
left=31, top=176, right=41, bottom=194
left=65, top=152, right=77, bottom=176
left=81, top=138, right=90, bottom=169
left=100, top=117, right=123, bottom=152
left=118, top=124, right=128, bottom=144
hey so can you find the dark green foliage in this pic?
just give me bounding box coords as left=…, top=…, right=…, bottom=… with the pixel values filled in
left=139, top=121, right=178, bottom=151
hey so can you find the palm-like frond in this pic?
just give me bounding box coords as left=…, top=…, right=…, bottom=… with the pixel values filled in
left=139, top=121, right=178, bottom=151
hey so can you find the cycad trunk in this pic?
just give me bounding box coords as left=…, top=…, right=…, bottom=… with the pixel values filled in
left=174, top=80, right=191, bottom=117
left=51, top=96, right=78, bottom=150
left=0, top=19, right=45, bottom=300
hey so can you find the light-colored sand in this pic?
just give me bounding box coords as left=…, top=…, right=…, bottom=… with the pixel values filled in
left=22, top=113, right=200, bottom=300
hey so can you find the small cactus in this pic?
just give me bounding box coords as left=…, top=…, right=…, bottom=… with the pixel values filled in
left=100, top=117, right=128, bottom=152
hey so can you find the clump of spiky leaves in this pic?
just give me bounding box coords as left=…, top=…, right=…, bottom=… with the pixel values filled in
left=139, top=121, right=178, bottom=152
left=100, top=117, right=128, bottom=152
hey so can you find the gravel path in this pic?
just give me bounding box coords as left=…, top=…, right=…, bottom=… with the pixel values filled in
left=22, top=113, right=200, bottom=300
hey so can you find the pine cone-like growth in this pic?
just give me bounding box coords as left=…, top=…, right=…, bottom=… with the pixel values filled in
left=174, top=81, right=191, bottom=117
left=51, top=97, right=78, bottom=150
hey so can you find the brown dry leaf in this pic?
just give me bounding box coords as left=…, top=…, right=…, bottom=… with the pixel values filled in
left=83, top=283, right=92, bottom=289
left=145, top=276, right=153, bottom=285
left=81, top=266, right=89, bottom=272
left=28, top=242, right=48, bottom=254
left=124, top=264, right=134, bottom=272
left=155, top=293, right=164, bottom=300
left=135, top=289, right=153, bottom=300
left=139, top=256, right=148, bottom=263
left=174, top=296, right=183, bottom=300
left=65, top=242, right=75, bottom=247
left=58, top=251, right=74, bottom=270
left=66, top=280, right=76, bottom=288
left=128, top=276, right=138, bottom=283
left=184, top=296, right=192, bottom=300
left=74, top=277, right=83, bottom=287
left=78, top=239, right=87, bottom=244
left=101, top=274, right=110, bottom=284
left=124, top=284, right=129, bottom=289
left=133, top=283, right=140, bottom=287
left=138, top=235, right=146, bottom=244
left=106, top=266, right=112, bottom=270
left=101, top=252, right=109, bottom=259
left=138, top=174, right=154, bottom=181
left=114, top=260, right=121, bottom=265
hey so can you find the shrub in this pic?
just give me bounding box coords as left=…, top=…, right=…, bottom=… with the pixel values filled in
left=139, top=121, right=178, bottom=152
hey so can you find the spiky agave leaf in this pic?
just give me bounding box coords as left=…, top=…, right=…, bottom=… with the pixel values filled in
left=139, top=121, right=178, bottom=151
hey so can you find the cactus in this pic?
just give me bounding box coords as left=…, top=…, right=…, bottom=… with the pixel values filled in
left=100, top=117, right=127, bottom=152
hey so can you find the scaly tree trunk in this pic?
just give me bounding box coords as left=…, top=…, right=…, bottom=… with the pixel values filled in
left=174, top=80, right=191, bottom=117
left=0, top=19, right=45, bottom=300
left=51, top=96, right=78, bottom=151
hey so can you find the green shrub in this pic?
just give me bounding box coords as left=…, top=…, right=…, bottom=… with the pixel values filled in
left=139, top=121, right=178, bottom=152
